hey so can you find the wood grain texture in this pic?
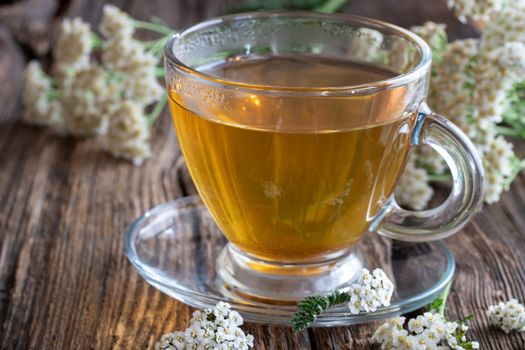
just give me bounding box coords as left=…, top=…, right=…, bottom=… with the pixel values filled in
left=0, top=24, right=24, bottom=122
left=0, top=0, right=524, bottom=349
left=0, top=0, right=59, bottom=56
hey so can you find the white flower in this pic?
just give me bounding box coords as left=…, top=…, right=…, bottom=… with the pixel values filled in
left=102, top=35, right=163, bottom=106
left=103, top=35, right=156, bottom=76
left=184, top=324, right=205, bottom=343
left=483, top=136, right=515, bottom=203
left=348, top=28, right=383, bottom=61
left=193, top=310, right=206, bottom=322
left=22, top=9, right=166, bottom=166
left=429, top=38, right=524, bottom=138
left=446, top=322, right=457, bottom=333
left=104, top=100, right=151, bottom=165
left=156, top=302, right=254, bottom=349
left=228, top=311, right=243, bottom=327
left=346, top=268, right=394, bottom=315
left=99, top=4, right=134, bottom=39
left=59, top=64, right=113, bottom=136
left=54, top=18, right=92, bottom=74
left=482, top=1, right=525, bottom=50
left=422, top=33, right=524, bottom=205
left=408, top=318, right=425, bottom=334
left=410, top=22, right=448, bottom=62
left=214, top=302, right=232, bottom=319
left=446, top=0, right=504, bottom=23
left=475, top=42, right=525, bottom=126
left=22, top=61, right=63, bottom=127
left=123, top=72, right=164, bottom=106
left=395, top=158, right=434, bottom=210
left=348, top=295, right=363, bottom=315
left=411, top=21, right=446, bottom=45
left=372, top=312, right=478, bottom=349
left=487, top=298, right=525, bottom=333
left=493, top=42, right=525, bottom=77
left=155, top=331, right=185, bottom=350
left=428, top=39, right=479, bottom=136
left=391, top=328, right=409, bottom=347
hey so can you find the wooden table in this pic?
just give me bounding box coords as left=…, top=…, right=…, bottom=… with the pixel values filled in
left=0, top=0, right=523, bottom=348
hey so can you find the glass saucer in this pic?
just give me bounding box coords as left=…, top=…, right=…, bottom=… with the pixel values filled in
left=124, top=196, right=455, bottom=326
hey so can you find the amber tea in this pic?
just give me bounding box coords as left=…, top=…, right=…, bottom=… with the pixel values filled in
left=169, top=55, right=415, bottom=261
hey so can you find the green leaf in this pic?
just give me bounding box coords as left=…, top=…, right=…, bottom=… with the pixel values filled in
left=502, top=157, right=525, bottom=191
left=290, top=290, right=351, bottom=332
left=146, top=93, right=168, bottom=126
left=502, top=80, right=525, bottom=139
left=229, top=0, right=347, bottom=13
left=315, top=0, right=348, bottom=13
left=460, top=314, right=474, bottom=323
left=430, top=31, right=448, bottom=64
left=428, top=281, right=452, bottom=316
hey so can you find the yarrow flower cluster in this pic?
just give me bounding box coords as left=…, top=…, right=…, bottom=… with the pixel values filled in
left=347, top=268, right=395, bottom=314
left=54, top=18, right=92, bottom=75
left=410, top=21, right=448, bottom=63
left=348, top=28, right=384, bottom=61
left=22, top=61, right=61, bottom=127
left=155, top=302, right=254, bottom=350
left=487, top=299, right=525, bottom=333
left=22, top=4, right=169, bottom=165
left=399, top=13, right=525, bottom=209
left=395, top=159, right=434, bottom=211
left=482, top=1, right=525, bottom=50
left=446, top=0, right=504, bottom=24
left=371, top=312, right=480, bottom=350
left=290, top=268, right=393, bottom=331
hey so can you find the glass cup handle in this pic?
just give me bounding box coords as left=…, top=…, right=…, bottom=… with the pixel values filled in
left=372, top=103, right=486, bottom=242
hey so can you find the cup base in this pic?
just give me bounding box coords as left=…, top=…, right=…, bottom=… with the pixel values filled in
left=217, top=244, right=364, bottom=303
left=125, top=195, right=455, bottom=326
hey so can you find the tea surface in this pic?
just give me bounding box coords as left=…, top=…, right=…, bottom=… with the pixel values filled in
left=204, top=55, right=392, bottom=87
left=169, top=55, right=414, bottom=261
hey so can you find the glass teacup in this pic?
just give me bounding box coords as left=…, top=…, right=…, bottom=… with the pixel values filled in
left=164, top=12, right=484, bottom=301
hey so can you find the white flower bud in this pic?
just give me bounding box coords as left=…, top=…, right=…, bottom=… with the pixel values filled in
left=155, top=302, right=253, bottom=349
left=54, top=18, right=92, bottom=74
left=100, top=4, right=134, bottom=39
left=104, top=100, right=151, bottom=165
left=395, top=159, right=434, bottom=210
left=22, top=61, right=63, bottom=128
left=487, top=299, right=525, bottom=333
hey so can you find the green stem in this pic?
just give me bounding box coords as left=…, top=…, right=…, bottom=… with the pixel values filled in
left=133, top=20, right=174, bottom=35
left=148, top=38, right=170, bottom=56
left=429, top=281, right=452, bottom=317
left=143, top=33, right=173, bottom=49
left=156, top=66, right=165, bottom=78
left=503, top=158, right=525, bottom=190
left=146, top=93, right=168, bottom=126
left=150, top=15, right=169, bottom=26
left=437, top=282, right=452, bottom=317
left=47, top=89, right=61, bottom=99
left=427, top=173, right=452, bottom=182
left=496, top=125, right=522, bottom=138
left=315, top=0, right=348, bottom=13
left=91, top=32, right=104, bottom=49
left=50, top=78, right=59, bottom=87
left=142, top=39, right=162, bottom=49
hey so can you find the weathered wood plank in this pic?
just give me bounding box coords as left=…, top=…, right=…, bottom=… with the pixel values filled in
left=0, top=0, right=59, bottom=56
left=0, top=25, right=24, bottom=122
left=0, top=0, right=524, bottom=349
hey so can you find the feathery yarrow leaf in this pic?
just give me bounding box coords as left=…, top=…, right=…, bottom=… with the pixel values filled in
left=291, top=268, right=393, bottom=332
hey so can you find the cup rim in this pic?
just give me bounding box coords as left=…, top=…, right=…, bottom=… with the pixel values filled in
left=164, top=11, right=432, bottom=97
